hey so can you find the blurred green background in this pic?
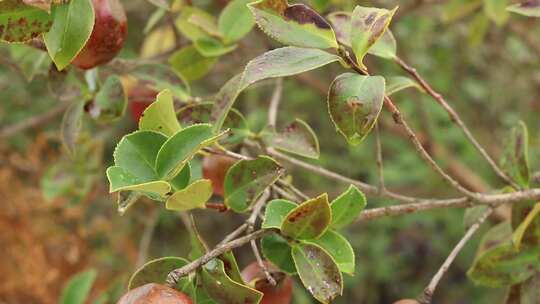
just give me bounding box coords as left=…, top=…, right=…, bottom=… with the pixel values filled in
left=0, top=0, right=539, bottom=303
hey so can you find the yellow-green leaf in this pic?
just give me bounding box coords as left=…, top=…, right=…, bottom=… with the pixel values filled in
left=166, top=179, right=213, bottom=211
left=139, top=89, right=182, bottom=137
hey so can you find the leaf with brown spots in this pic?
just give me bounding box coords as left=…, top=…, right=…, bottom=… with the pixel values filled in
left=224, top=156, right=283, bottom=213
left=0, top=0, right=53, bottom=43
left=350, top=6, right=397, bottom=68
left=248, top=0, right=338, bottom=49
left=263, top=119, right=320, bottom=159
left=506, top=0, right=540, bottom=17
left=327, top=73, right=385, bottom=145
left=292, top=242, right=343, bottom=304
left=281, top=193, right=332, bottom=240
left=200, top=258, right=263, bottom=304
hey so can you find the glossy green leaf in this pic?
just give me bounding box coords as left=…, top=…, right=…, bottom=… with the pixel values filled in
left=507, top=1, right=540, bottom=17
left=484, top=0, right=510, bottom=25
left=307, top=230, right=355, bottom=275
left=156, top=124, right=224, bottom=180
left=90, top=75, right=127, bottom=122
left=200, top=258, right=263, bottom=304
left=281, top=193, right=332, bottom=240
left=43, top=0, right=95, bottom=70
left=292, top=243, right=343, bottom=304
left=139, top=89, right=182, bottom=137
left=60, top=269, right=97, bottom=304
left=218, top=0, right=255, bottom=43
left=327, top=73, right=385, bottom=145
left=263, top=119, right=320, bottom=159
left=131, top=64, right=190, bottom=101
left=128, top=257, right=189, bottom=290
left=168, top=45, right=218, bottom=81
left=61, top=100, right=85, bottom=156
left=0, top=0, right=53, bottom=43
left=330, top=185, right=366, bottom=229
left=211, top=47, right=341, bottom=132
left=177, top=103, right=250, bottom=146
left=166, top=179, right=213, bottom=211
left=170, top=163, right=191, bottom=191
left=113, top=130, right=168, bottom=182
left=467, top=242, right=540, bottom=287
left=350, top=6, right=396, bottom=69
left=262, top=199, right=297, bottom=229
left=512, top=202, right=540, bottom=250
left=327, top=11, right=397, bottom=59
left=501, top=121, right=530, bottom=188
left=261, top=234, right=296, bottom=274
left=224, top=156, right=283, bottom=212
left=219, top=251, right=244, bottom=284
left=106, top=166, right=171, bottom=196
left=248, top=0, right=338, bottom=49
left=385, top=76, right=423, bottom=96
left=194, top=37, right=237, bottom=57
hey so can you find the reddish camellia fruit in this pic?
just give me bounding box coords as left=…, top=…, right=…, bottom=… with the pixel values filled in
left=117, top=283, right=193, bottom=304
left=127, top=85, right=158, bottom=123
left=241, top=261, right=293, bottom=304
left=202, top=154, right=237, bottom=196
left=72, top=0, right=127, bottom=69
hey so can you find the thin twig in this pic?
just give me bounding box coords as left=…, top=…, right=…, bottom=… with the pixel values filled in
left=277, top=179, right=310, bottom=201
left=271, top=184, right=299, bottom=202
left=374, top=122, right=385, bottom=193
left=166, top=229, right=274, bottom=286
left=0, top=100, right=70, bottom=138
left=417, top=208, right=493, bottom=303
left=394, top=56, right=518, bottom=189
left=136, top=209, right=160, bottom=267
left=268, top=78, right=283, bottom=129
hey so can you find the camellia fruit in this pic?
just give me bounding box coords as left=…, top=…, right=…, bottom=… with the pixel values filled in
left=117, top=283, right=193, bottom=304
left=241, top=261, right=293, bottom=304
left=72, top=0, right=127, bottom=69
left=202, top=154, right=237, bottom=196
left=127, top=85, right=158, bottom=123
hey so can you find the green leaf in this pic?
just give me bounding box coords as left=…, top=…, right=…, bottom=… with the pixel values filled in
left=442, top=0, right=483, bottom=23
left=467, top=242, right=540, bottom=287
left=248, top=0, right=338, bottom=49
left=507, top=1, right=540, bottom=17
left=219, top=251, right=244, bottom=284
left=350, top=6, right=397, bottom=69
left=512, top=202, right=540, bottom=250
left=484, top=0, right=510, bottom=25
left=170, top=163, right=191, bottom=191
left=113, top=130, right=168, bottom=182
left=327, top=11, right=397, bottom=60
left=200, top=259, right=263, bottom=304
left=106, top=166, right=171, bottom=196
left=263, top=119, right=320, bottom=159
left=0, top=0, right=53, bottom=43
left=60, top=269, right=97, bottom=304
left=292, top=243, right=343, bottom=304
left=281, top=193, right=332, bottom=239
left=61, top=100, right=85, bottom=156
left=156, top=124, right=223, bottom=180
left=187, top=214, right=209, bottom=260
left=327, top=73, right=385, bottom=145
left=211, top=47, right=341, bottom=132
left=177, top=103, right=250, bottom=146
left=262, top=199, right=297, bottom=229
left=139, top=89, right=182, bottom=137
left=7, top=44, right=50, bottom=81
left=501, top=121, right=530, bottom=188
left=194, top=37, right=237, bottom=57
left=128, top=257, right=189, bottom=290
left=307, top=230, right=355, bottom=275
left=187, top=10, right=221, bottom=37
left=131, top=64, right=190, bottom=101
left=224, top=156, right=283, bottom=212
left=166, top=179, right=213, bottom=211
left=168, top=45, right=218, bottom=81
left=218, top=0, right=255, bottom=43
left=464, top=205, right=490, bottom=230
left=44, top=0, right=95, bottom=70
left=261, top=234, right=296, bottom=274
left=330, top=185, right=366, bottom=229
left=175, top=7, right=215, bottom=42
left=385, top=76, right=423, bottom=96
left=90, top=75, right=127, bottom=122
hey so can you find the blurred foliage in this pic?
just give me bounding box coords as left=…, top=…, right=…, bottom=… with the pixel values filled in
left=0, top=0, right=539, bottom=303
